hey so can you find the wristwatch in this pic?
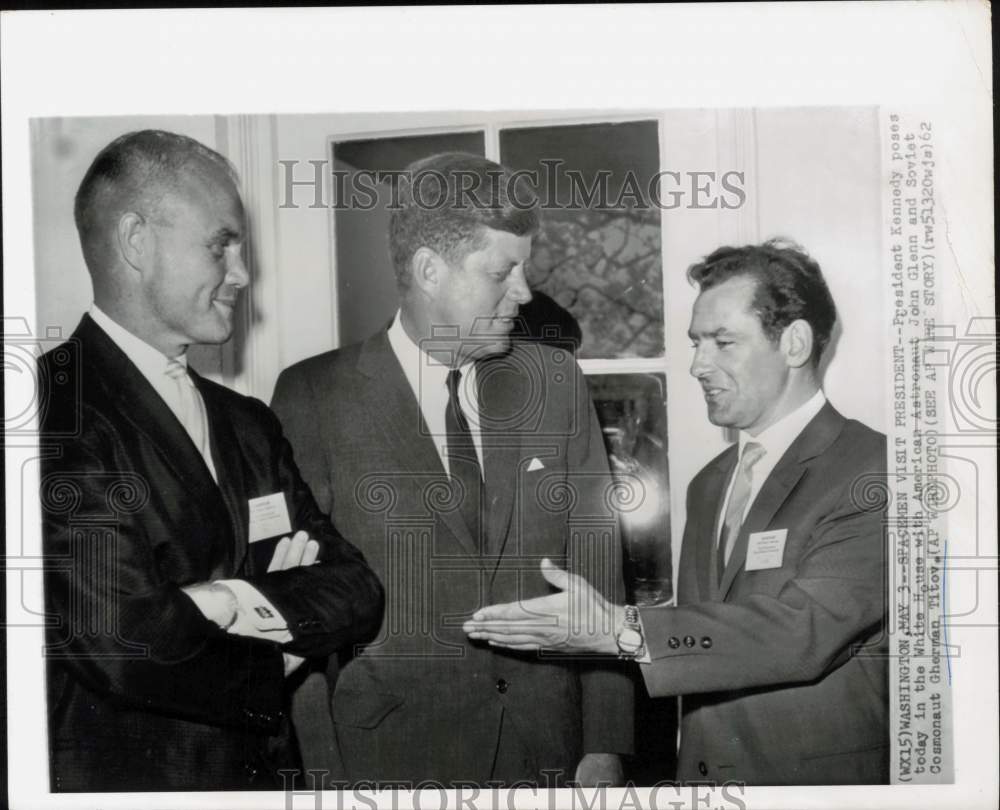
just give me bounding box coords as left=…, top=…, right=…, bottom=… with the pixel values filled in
left=615, top=605, right=646, bottom=659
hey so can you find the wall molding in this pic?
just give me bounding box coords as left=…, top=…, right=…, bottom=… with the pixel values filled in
left=216, top=114, right=282, bottom=401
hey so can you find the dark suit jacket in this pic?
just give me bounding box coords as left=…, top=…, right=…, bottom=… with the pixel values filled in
left=639, top=403, right=888, bottom=785
left=271, top=331, right=633, bottom=787
left=39, top=315, right=384, bottom=792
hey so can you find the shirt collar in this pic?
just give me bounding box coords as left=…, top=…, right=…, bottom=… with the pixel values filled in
left=738, top=388, right=827, bottom=459
left=387, top=310, right=473, bottom=394
left=89, top=304, right=186, bottom=375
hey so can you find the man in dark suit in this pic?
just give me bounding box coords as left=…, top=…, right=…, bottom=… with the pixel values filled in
left=39, top=130, right=384, bottom=792
left=466, top=239, right=888, bottom=785
left=271, top=153, right=633, bottom=788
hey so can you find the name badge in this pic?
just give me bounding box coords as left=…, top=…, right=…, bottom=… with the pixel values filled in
left=745, top=529, right=788, bottom=571
left=248, top=492, right=292, bottom=543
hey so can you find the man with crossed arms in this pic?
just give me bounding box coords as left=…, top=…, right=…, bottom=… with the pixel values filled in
left=39, top=130, right=383, bottom=791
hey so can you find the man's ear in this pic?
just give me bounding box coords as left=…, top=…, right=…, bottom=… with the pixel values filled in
left=117, top=211, right=149, bottom=273
left=781, top=319, right=814, bottom=368
left=410, top=247, right=444, bottom=297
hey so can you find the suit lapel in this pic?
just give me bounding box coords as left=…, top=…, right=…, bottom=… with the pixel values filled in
left=357, top=332, right=481, bottom=561
left=77, top=316, right=220, bottom=504
left=718, top=403, right=846, bottom=599
left=718, top=462, right=806, bottom=598
left=698, top=449, right=737, bottom=602
left=74, top=316, right=234, bottom=576
left=195, top=371, right=246, bottom=573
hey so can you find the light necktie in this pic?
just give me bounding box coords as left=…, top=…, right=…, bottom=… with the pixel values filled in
left=445, top=369, right=483, bottom=550
left=718, top=441, right=766, bottom=582
left=165, top=359, right=212, bottom=474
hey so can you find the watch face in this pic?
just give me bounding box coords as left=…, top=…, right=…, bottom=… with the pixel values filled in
left=617, top=627, right=643, bottom=653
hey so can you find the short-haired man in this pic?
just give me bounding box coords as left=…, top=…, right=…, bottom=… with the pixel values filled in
left=467, top=239, right=888, bottom=785
left=39, top=130, right=383, bottom=792
left=272, top=153, right=633, bottom=787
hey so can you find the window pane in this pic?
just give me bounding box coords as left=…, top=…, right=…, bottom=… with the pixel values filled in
left=588, top=372, right=672, bottom=605
left=332, top=132, right=486, bottom=346
left=500, top=121, right=663, bottom=359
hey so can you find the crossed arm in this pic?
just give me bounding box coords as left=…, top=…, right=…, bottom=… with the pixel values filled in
left=42, top=403, right=383, bottom=732
left=182, top=530, right=321, bottom=675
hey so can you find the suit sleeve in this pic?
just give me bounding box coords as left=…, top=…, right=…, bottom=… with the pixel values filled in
left=236, top=396, right=384, bottom=658
left=639, top=437, right=887, bottom=697
left=271, top=365, right=334, bottom=514
left=42, top=404, right=286, bottom=734
left=565, top=362, right=636, bottom=756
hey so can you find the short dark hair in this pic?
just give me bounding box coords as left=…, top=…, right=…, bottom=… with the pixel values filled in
left=74, top=129, right=236, bottom=273
left=388, top=152, right=540, bottom=289
left=687, top=238, right=837, bottom=365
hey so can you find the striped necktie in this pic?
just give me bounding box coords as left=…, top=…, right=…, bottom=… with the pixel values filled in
left=718, top=441, right=766, bottom=582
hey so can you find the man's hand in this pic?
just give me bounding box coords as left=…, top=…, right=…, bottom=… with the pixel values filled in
left=267, top=530, right=320, bottom=572
left=463, top=558, right=623, bottom=654
left=575, top=753, right=625, bottom=787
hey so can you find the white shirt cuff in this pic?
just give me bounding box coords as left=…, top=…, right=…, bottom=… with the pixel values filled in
left=214, top=579, right=293, bottom=643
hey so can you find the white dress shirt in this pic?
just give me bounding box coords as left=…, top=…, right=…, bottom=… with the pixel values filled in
left=387, top=311, right=485, bottom=477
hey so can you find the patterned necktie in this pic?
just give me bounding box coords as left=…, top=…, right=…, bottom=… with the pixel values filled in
left=165, top=359, right=211, bottom=472
left=445, top=369, right=483, bottom=550
left=718, top=441, right=766, bottom=582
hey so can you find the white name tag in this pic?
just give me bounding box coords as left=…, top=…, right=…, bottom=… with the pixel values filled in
left=248, top=492, right=292, bottom=543
left=745, top=529, right=788, bottom=571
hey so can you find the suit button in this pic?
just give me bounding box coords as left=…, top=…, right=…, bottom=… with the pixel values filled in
left=683, top=635, right=696, bottom=648
left=668, top=636, right=680, bottom=649
left=496, top=678, right=508, bottom=694
left=698, top=761, right=708, bottom=776
left=700, top=636, right=713, bottom=649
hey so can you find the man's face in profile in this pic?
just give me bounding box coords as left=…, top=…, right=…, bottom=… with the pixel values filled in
left=141, top=161, right=249, bottom=352
left=433, top=226, right=534, bottom=364
left=688, top=275, right=790, bottom=435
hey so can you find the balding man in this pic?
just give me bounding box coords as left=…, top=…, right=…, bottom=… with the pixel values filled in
left=38, top=130, right=383, bottom=792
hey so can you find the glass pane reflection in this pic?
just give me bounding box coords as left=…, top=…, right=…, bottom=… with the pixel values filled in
left=588, top=373, right=672, bottom=605
left=500, top=121, right=664, bottom=360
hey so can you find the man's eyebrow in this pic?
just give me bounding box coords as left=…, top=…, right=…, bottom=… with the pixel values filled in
left=208, top=226, right=242, bottom=242
left=688, top=327, right=733, bottom=339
